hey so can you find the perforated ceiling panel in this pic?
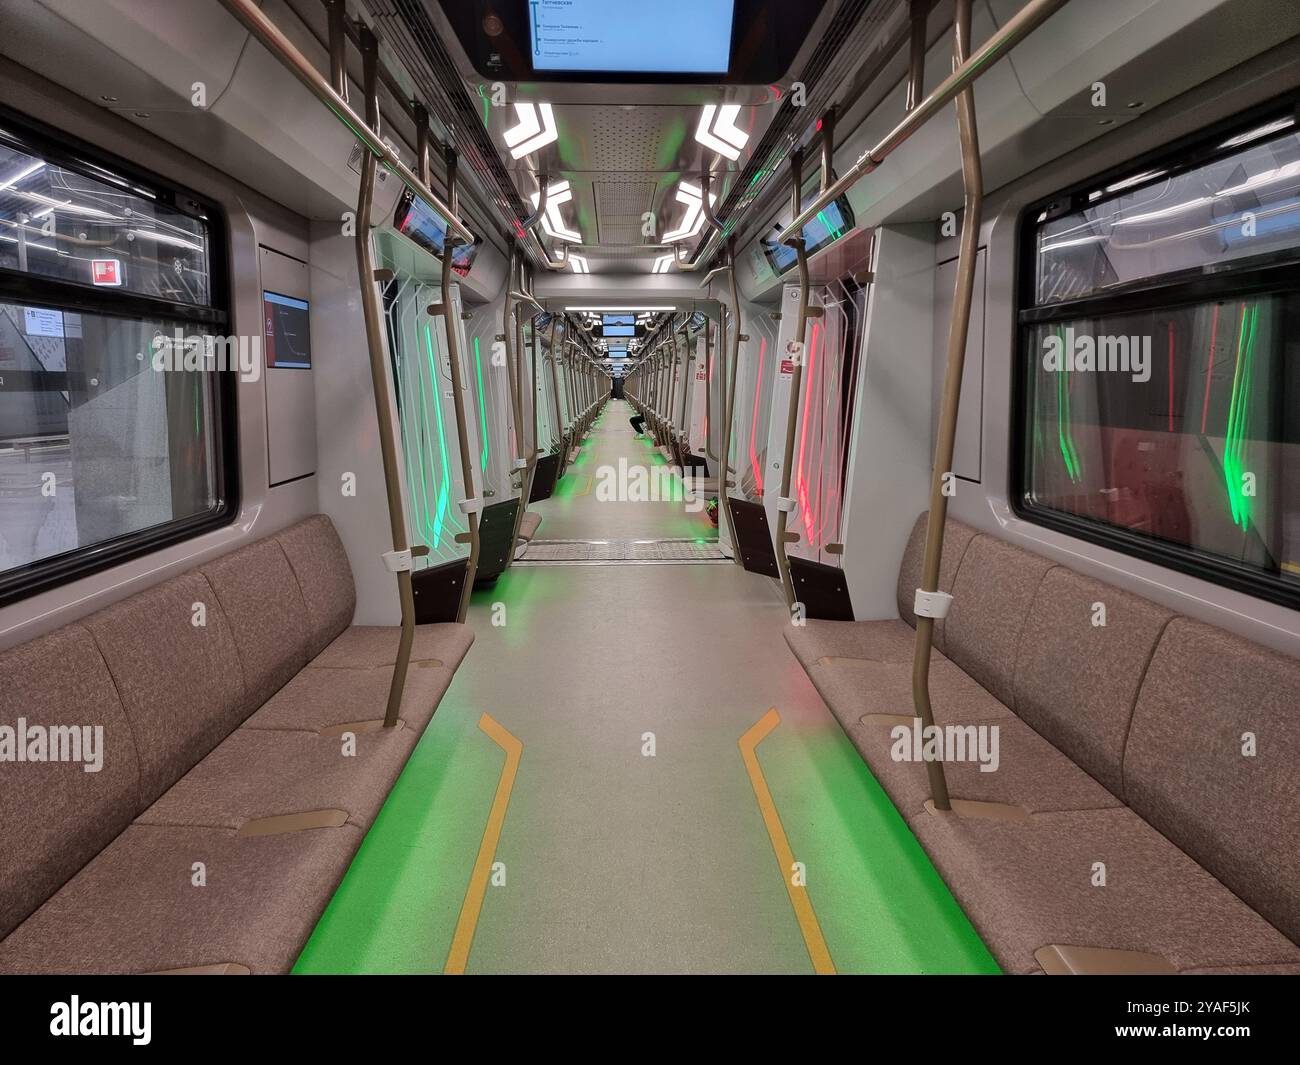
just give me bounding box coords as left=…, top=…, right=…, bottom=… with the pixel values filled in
left=585, top=108, right=683, bottom=172
left=595, top=181, right=657, bottom=246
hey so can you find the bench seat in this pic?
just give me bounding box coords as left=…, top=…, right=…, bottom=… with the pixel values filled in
left=912, top=807, right=1300, bottom=975
left=517, top=511, right=543, bottom=542
left=0, top=823, right=364, bottom=975
left=0, top=514, right=473, bottom=974
left=784, top=510, right=1300, bottom=973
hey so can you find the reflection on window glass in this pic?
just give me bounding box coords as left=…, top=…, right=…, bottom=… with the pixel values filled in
left=1023, top=295, right=1300, bottom=586
left=0, top=300, right=221, bottom=576
left=1035, top=120, right=1300, bottom=304
left=0, top=140, right=211, bottom=305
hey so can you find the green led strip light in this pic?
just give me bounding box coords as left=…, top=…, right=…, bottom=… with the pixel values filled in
left=1054, top=327, right=1082, bottom=483
left=473, top=335, right=490, bottom=471
left=423, top=321, right=459, bottom=545
left=1223, top=302, right=1258, bottom=531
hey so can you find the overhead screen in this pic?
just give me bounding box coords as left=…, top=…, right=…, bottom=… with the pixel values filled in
left=528, top=0, right=736, bottom=75
left=760, top=195, right=855, bottom=276
left=392, top=190, right=482, bottom=274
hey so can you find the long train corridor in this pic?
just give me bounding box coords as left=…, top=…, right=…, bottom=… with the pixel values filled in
left=293, top=401, right=994, bottom=974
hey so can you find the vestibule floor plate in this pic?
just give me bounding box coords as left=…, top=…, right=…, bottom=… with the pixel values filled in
left=516, top=537, right=729, bottom=565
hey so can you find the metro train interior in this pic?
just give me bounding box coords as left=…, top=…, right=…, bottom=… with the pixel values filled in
left=0, top=0, right=1298, bottom=986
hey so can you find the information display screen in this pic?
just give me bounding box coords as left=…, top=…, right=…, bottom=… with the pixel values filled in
left=393, top=190, right=482, bottom=274
left=760, top=195, right=855, bottom=277
left=263, top=291, right=311, bottom=369
left=528, top=0, right=735, bottom=75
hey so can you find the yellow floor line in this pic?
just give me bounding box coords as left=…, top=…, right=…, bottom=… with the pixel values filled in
left=444, top=713, right=523, bottom=974
left=738, top=707, right=836, bottom=975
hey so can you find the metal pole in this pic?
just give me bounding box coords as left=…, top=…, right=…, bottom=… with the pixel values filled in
left=353, top=29, right=414, bottom=729
left=774, top=149, right=808, bottom=609
left=437, top=146, right=482, bottom=622
left=325, top=0, right=347, bottom=102
left=219, top=0, right=475, bottom=246
left=906, top=0, right=929, bottom=112
left=819, top=107, right=836, bottom=192
left=776, top=0, right=1068, bottom=244
left=502, top=243, right=531, bottom=556
left=721, top=237, right=744, bottom=562
left=911, top=0, right=984, bottom=813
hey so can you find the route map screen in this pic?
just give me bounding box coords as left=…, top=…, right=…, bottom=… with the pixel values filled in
left=263, top=291, right=311, bottom=369
left=528, top=0, right=735, bottom=75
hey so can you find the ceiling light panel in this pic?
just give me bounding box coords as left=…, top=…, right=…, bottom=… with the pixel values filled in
left=504, top=102, right=558, bottom=159
left=694, top=103, right=749, bottom=161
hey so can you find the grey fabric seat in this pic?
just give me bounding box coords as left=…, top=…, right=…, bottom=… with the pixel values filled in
left=0, top=514, right=473, bottom=974
left=784, top=510, right=1300, bottom=973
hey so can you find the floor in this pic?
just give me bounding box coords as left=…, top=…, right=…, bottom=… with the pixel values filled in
left=294, top=401, right=997, bottom=974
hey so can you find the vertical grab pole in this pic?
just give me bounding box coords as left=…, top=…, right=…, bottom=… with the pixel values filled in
left=678, top=324, right=691, bottom=437
left=666, top=325, right=681, bottom=462
left=502, top=242, right=531, bottom=556
left=547, top=319, right=564, bottom=461
left=911, top=0, right=983, bottom=812
left=437, top=145, right=482, bottom=623
left=354, top=29, right=415, bottom=728
left=774, top=148, right=809, bottom=609
left=721, top=237, right=744, bottom=563
left=906, top=0, right=930, bottom=112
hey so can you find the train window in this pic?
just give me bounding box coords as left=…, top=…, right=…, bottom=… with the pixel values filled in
left=1017, top=106, right=1300, bottom=607
left=0, top=113, right=231, bottom=605
left=0, top=137, right=211, bottom=305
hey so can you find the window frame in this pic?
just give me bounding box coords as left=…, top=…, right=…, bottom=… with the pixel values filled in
left=1011, top=93, right=1300, bottom=612
left=0, top=105, right=238, bottom=608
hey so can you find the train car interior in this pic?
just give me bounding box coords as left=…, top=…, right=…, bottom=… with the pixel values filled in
left=1, top=0, right=1299, bottom=992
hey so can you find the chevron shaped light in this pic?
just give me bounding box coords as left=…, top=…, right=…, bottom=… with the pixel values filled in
left=504, top=102, right=558, bottom=159
left=662, top=181, right=717, bottom=242
left=529, top=179, right=582, bottom=243
left=694, top=103, right=748, bottom=161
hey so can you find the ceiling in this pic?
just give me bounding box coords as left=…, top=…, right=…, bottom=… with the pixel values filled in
left=360, top=0, right=873, bottom=274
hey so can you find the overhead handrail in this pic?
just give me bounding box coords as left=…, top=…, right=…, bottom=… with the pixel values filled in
left=700, top=172, right=724, bottom=233
left=351, top=28, right=418, bottom=729
left=521, top=173, right=550, bottom=232
left=911, top=0, right=983, bottom=813
left=777, top=0, right=1068, bottom=244
left=773, top=147, right=810, bottom=610
left=220, top=0, right=474, bottom=247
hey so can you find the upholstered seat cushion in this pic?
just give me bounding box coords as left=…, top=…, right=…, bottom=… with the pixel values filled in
left=912, top=806, right=1300, bottom=974
left=135, top=725, right=416, bottom=832
left=0, top=823, right=362, bottom=974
